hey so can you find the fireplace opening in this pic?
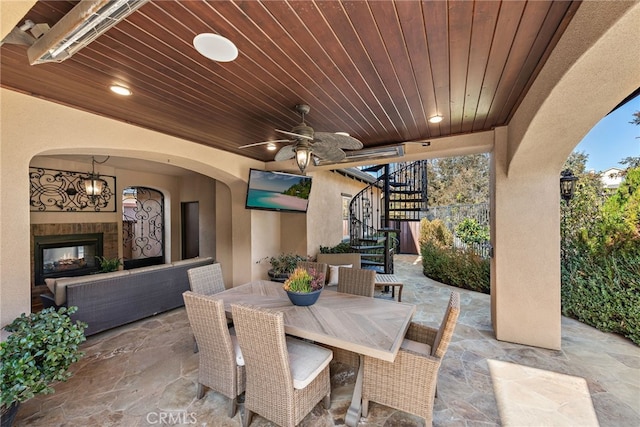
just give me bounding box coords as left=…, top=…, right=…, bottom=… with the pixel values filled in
left=34, top=233, right=104, bottom=286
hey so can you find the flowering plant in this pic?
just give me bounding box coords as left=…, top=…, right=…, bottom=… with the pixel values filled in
left=283, top=267, right=325, bottom=293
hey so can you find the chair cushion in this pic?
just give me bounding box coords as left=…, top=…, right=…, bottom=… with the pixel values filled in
left=229, top=328, right=244, bottom=366
left=286, top=337, right=333, bottom=389
left=327, top=264, right=352, bottom=286
left=401, top=338, right=431, bottom=357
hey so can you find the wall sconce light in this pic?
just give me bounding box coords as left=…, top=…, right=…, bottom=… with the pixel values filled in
left=560, top=169, right=578, bottom=202
left=294, top=142, right=312, bottom=174
left=83, top=156, right=109, bottom=203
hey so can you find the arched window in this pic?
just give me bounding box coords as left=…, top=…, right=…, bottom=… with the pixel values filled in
left=122, top=187, right=164, bottom=269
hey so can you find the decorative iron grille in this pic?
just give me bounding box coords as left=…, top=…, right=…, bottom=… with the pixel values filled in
left=29, top=167, right=116, bottom=212
left=122, top=187, right=164, bottom=263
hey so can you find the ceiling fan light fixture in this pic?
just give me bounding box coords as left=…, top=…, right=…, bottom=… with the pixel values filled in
left=193, top=33, right=238, bottom=62
left=294, top=146, right=312, bottom=174
left=110, top=84, right=132, bottom=96
left=429, top=115, right=444, bottom=124
left=335, top=132, right=350, bottom=136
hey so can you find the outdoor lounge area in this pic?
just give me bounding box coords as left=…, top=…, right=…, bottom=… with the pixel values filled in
left=12, top=255, right=639, bottom=426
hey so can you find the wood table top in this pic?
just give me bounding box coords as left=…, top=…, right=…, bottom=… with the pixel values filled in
left=212, top=280, right=416, bottom=362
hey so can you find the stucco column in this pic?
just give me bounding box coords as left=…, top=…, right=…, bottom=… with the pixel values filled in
left=491, top=127, right=561, bottom=350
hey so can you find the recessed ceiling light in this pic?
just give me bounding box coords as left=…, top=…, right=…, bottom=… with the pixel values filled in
left=110, top=85, right=132, bottom=96
left=429, top=115, right=443, bottom=124
left=266, top=143, right=277, bottom=151
left=193, top=33, right=238, bottom=62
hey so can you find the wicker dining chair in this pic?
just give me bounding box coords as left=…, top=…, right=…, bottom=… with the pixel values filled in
left=296, top=261, right=328, bottom=284
left=231, top=303, right=332, bottom=427
left=361, top=291, right=460, bottom=426
left=187, top=263, right=226, bottom=295
left=187, top=263, right=229, bottom=352
left=182, top=291, right=245, bottom=418
left=327, top=266, right=377, bottom=368
left=337, top=266, right=376, bottom=297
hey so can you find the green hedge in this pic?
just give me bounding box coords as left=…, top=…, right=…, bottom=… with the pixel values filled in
left=561, top=252, right=640, bottom=345
left=419, top=217, right=490, bottom=294
left=421, top=241, right=490, bottom=294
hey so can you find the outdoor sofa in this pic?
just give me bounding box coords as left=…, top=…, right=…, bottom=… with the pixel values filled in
left=42, top=257, right=214, bottom=335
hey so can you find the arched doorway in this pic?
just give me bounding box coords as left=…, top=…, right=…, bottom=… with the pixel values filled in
left=122, top=187, right=165, bottom=269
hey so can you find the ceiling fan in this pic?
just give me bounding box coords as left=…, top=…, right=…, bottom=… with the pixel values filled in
left=239, top=104, right=363, bottom=173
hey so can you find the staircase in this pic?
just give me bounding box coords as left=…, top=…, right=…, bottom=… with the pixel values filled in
left=349, top=161, right=428, bottom=273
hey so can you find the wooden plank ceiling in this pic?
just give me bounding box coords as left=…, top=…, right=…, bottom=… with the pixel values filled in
left=1, top=0, right=579, bottom=163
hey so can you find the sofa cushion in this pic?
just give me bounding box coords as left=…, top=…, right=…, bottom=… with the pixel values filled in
left=129, top=264, right=168, bottom=274
left=53, top=270, right=130, bottom=306
left=45, top=278, right=57, bottom=293
left=171, top=257, right=213, bottom=267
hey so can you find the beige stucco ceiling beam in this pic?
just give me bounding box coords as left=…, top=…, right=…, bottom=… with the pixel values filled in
left=265, top=130, right=494, bottom=173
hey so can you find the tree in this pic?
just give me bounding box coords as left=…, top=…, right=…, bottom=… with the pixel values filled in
left=561, top=152, right=604, bottom=258
left=599, top=166, right=640, bottom=254
left=427, top=154, right=489, bottom=206
left=620, top=110, right=640, bottom=169
left=563, top=151, right=588, bottom=174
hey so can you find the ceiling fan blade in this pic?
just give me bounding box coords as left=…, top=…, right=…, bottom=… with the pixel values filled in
left=275, top=129, right=313, bottom=140
left=274, top=144, right=296, bottom=161
left=314, top=132, right=363, bottom=150
left=312, top=142, right=346, bottom=162
left=238, top=139, right=291, bottom=149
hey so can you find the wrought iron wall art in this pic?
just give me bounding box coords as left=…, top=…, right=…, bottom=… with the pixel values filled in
left=29, top=167, right=116, bottom=212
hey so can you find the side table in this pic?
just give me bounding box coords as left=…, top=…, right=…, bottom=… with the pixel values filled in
left=374, top=274, right=404, bottom=302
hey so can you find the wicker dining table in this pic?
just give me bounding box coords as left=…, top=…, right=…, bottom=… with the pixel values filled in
left=210, top=280, right=416, bottom=426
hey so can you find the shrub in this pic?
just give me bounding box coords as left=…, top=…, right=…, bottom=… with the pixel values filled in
left=455, top=218, right=489, bottom=245
left=421, top=242, right=490, bottom=294
left=561, top=251, right=640, bottom=345
left=96, top=256, right=122, bottom=272
left=419, top=218, right=453, bottom=248
left=319, top=242, right=355, bottom=253
left=259, top=253, right=307, bottom=275
left=1, top=307, right=86, bottom=413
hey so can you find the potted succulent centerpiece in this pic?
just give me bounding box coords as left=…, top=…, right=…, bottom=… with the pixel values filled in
left=260, top=253, right=307, bottom=282
left=282, top=267, right=325, bottom=306
left=0, top=307, right=86, bottom=427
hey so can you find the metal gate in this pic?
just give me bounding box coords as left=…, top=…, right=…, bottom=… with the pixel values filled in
left=122, top=187, right=164, bottom=269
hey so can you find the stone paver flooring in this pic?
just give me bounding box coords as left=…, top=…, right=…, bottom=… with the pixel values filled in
left=14, top=255, right=640, bottom=426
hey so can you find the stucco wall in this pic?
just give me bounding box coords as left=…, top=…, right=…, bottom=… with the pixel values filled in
left=179, top=173, right=217, bottom=261
left=305, top=170, right=369, bottom=257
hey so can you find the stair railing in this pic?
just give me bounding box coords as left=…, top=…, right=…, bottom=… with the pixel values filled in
left=349, top=161, right=428, bottom=273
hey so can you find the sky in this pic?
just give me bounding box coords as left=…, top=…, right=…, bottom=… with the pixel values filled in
left=574, top=95, right=640, bottom=172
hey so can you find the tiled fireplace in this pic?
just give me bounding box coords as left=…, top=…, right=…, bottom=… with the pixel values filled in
left=34, top=233, right=104, bottom=286
left=31, top=223, right=118, bottom=308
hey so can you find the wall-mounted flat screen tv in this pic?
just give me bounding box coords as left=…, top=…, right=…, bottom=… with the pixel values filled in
left=245, top=169, right=312, bottom=213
